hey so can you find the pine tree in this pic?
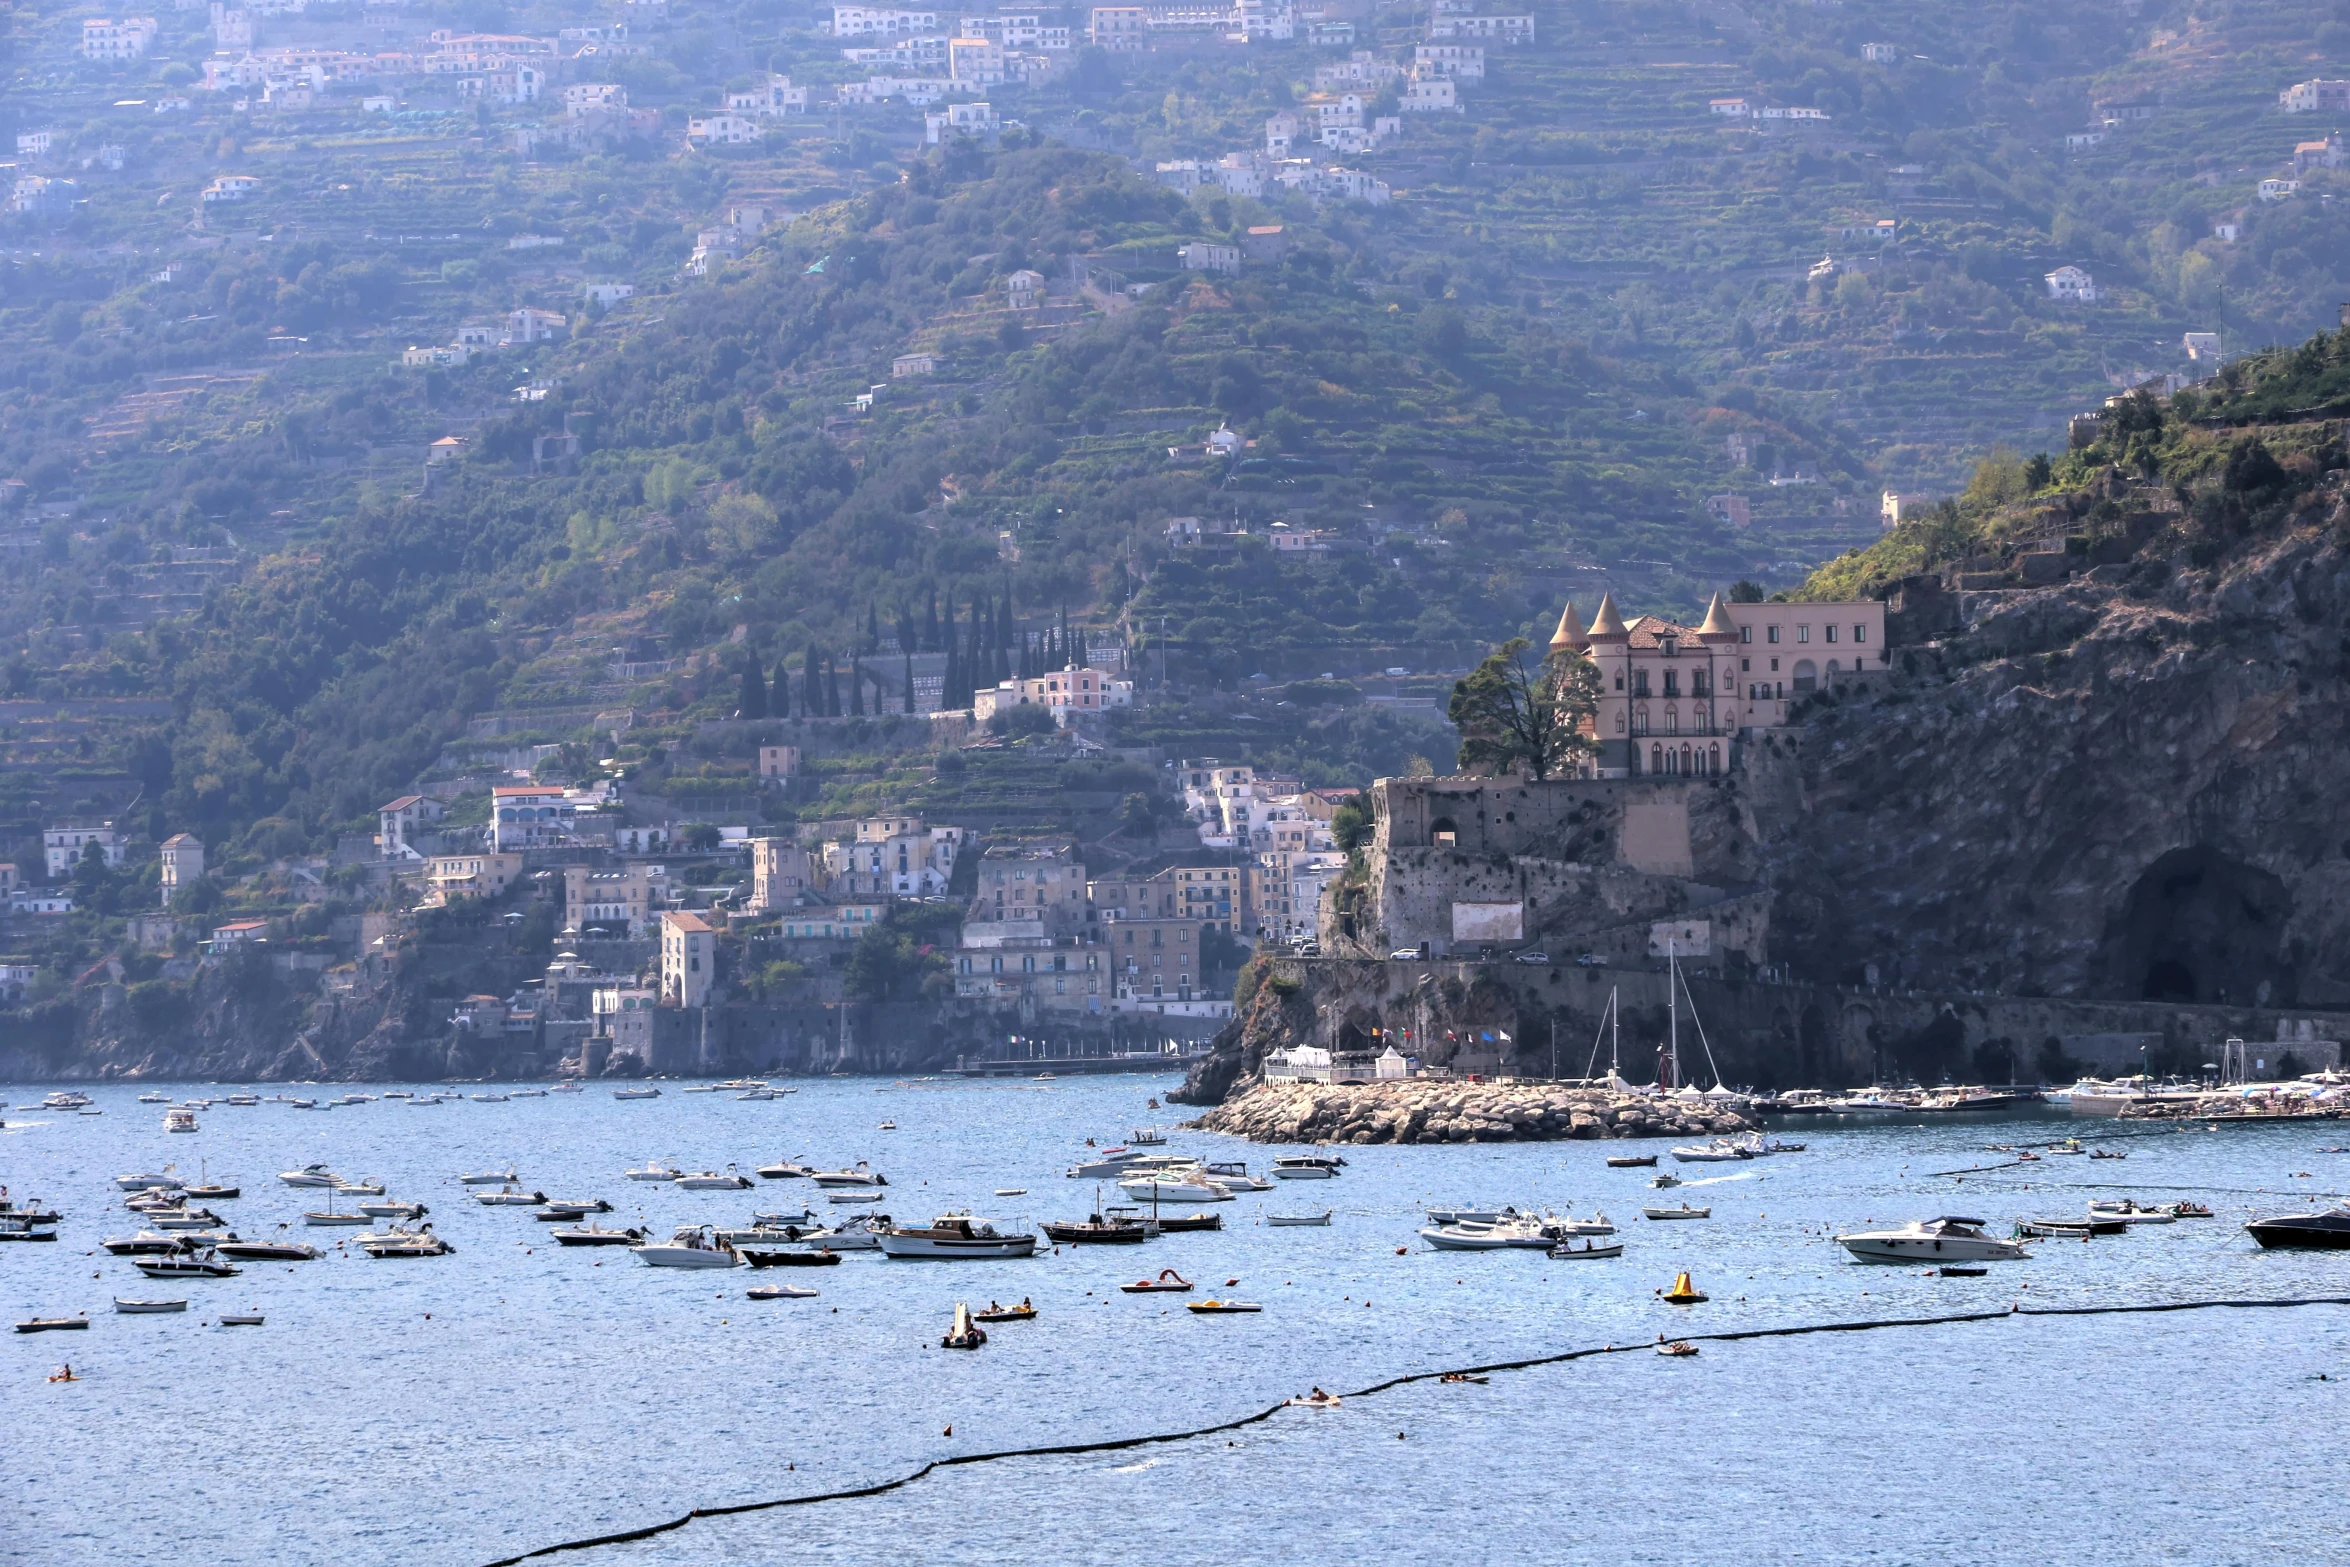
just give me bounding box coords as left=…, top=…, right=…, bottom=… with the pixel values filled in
left=849, top=658, right=866, bottom=716
left=739, top=660, right=767, bottom=720
left=771, top=654, right=791, bottom=720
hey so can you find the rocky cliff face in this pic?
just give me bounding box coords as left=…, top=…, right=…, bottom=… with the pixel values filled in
left=1764, top=478, right=2350, bottom=1009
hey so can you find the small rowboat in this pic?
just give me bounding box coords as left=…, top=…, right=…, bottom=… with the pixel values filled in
left=1605, top=1154, right=1658, bottom=1168
left=746, top=1284, right=820, bottom=1300
left=973, top=1301, right=1038, bottom=1323
left=1657, top=1339, right=1699, bottom=1357
left=115, top=1298, right=188, bottom=1313
left=1186, top=1299, right=1261, bottom=1314
left=1285, top=1391, right=1342, bottom=1408
left=16, top=1315, right=88, bottom=1333
left=1644, top=1205, right=1711, bottom=1221
left=219, top=1313, right=264, bottom=1327
left=741, top=1248, right=841, bottom=1268
left=1121, top=1269, right=1193, bottom=1294
left=1153, top=1211, right=1223, bottom=1233
left=1548, top=1240, right=1623, bottom=1260
left=2171, top=1201, right=2214, bottom=1218
left=1266, top=1212, right=1331, bottom=1227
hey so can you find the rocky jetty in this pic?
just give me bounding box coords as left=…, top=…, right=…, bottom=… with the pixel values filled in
left=1191, top=1080, right=1752, bottom=1145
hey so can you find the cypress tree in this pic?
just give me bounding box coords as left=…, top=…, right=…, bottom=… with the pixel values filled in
left=1061, top=605, right=1074, bottom=667
left=896, top=602, right=916, bottom=655
left=825, top=655, right=842, bottom=717
left=849, top=658, right=866, bottom=717
left=924, top=588, right=940, bottom=651
left=739, top=660, right=768, bottom=720
left=941, top=598, right=958, bottom=703
left=771, top=654, right=791, bottom=720
left=904, top=651, right=917, bottom=714
left=803, top=643, right=821, bottom=716
left=865, top=603, right=880, bottom=653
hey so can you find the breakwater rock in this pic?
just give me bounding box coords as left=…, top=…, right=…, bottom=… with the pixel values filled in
left=1190, top=1080, right=1752, bottom=1145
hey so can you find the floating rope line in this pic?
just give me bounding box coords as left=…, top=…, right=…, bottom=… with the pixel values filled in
left=479, top=1293, right=2350, bottom=1566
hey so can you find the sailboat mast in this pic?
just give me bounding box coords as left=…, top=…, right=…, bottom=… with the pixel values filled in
left=1668, top=939, right=1678, bottom=1088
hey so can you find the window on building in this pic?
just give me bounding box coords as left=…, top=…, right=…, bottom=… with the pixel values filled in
left=1767, top=625, right=1780, bottom=644
left=1853, top=624, right=1867, bottom=644
left=1633, top=670, right=1650, bottom=696
left=1796, top=625, right=1810, bottom=643
left=1741, top=657, right=1750, bottom=671
left=1663, top=671, right=1679, bottom=698
left=1665, top=707, right=1679, bottom=735
left=1824, top=624, right=1839, bottom=643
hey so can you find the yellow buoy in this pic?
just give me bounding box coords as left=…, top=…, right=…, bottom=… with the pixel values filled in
left=1661, top=1270, right=1708, bottom=1305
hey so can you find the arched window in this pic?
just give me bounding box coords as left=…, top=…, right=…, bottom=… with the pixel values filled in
left=1710, top=744, right=1722, bottom=775
left=1665, top=706, right=1679, bottom=735
left=1633, top=705, right=1649, bottom=736
left=1791, top=659, right=1818, bottom=694
left=1650, top=744, right=1663, bottom=773
left=1826, top=658, right=1840, bottom=674
left=1680, top=744, right=1692, bottom=774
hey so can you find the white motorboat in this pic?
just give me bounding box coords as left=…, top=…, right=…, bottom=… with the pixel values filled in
left=827, top=1191, right=887, bottom=1204
left=1209, top=1172, right=1275, bottom=1192
left=102, top=1231, right=189, bottom=1255
left=1836, top=1216, right=2030, bottom=1263
left=115, top=1171, right=184, bottom=1192
left=136, top=1250, right=240, bottom=1279
left=125, top=1187, right=186, bottom=1211
left=1117, top=1176, right=1233, bottom=1204
left=1427, top=1206, right=1528, bottom=1226
left=1552, top=1214, right=1617, bottom=1236
left=224, top=1094, right=260, bottom=1106
left=362, top=1224, right=455, bottom=1258
left=139, top=1092, right=170, bottom=1104
left=151, top=1207, right=228, bottom=1230
left=755, top=1159, right=817, bottom=1180
left=1419, top=1218, right=1553, bottom=1251
left=332, top=1179, right=385, bottom=1195
left=304, top=1209, right=371, bottom=1227
left=677, top=1167, right=754, bottom=1190
left=810, top=1162, right=889, bottom=1189
left=216, top=1239, right=321, bottom=1261
left=1065, top=1147, right=1149, bottom=1179
left=1670, top=1140, right=1751, bottom=1163
left=1266, top=1212, right=1332, bottom=1227
left=551, top=1223, right=645, bottom=1247
left=1128, top=1127, right=1168, bottom=1146
left=278, top=1164, right=340, bottom=1188
left=1271, top=1155, right=1346, bottom=1180
left=474, top=1185, right=548, bottom=1206
left=625, top=1162, right=682, bottom=1182
left=471, top=1093, right=509, bottom=1103
left=115, top=1298, right=188, bottom=1313
left=746, top=1283, right=820, bottom=1300
left=752, top=1209, right=822, bottom=1229
left=612, top=1087, right=662, bottom=1100
left=42, top=1091, right=93, bottom=1110
left=358, top=1200, right=427, bottom=1219
left=631, top=1225, right=741, bottom=1268
left=2087, top=1199, right=2176, bottom=1226
left=163, top=1108, right=199, bottom=1133
left=1643, top=1204, right=1712, bottom=1220
left=551, top=1082, right=583, bottom=1094
left=512, top=1089, right=548, bottom=1098
left=458, top=1168, right=519, bottom=1186
left=877, top=1214, right=1038, bottom=1259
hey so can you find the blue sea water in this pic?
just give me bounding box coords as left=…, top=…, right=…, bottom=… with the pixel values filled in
left=4, top=1077, right=2347, bottom=1567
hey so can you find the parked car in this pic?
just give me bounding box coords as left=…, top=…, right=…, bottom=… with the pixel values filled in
left=1513, top=950, right=1550, bottom=965
left=1389, top=948, right=1421, bottom=960
left=1576, top=953, right=1607, bottom=967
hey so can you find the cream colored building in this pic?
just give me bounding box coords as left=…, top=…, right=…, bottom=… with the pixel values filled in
left=565, top=861, right=668, bottom=935
left=659, top=910, right=715, bottom=1008
left=1553, top=591, right=1888, bottom=779
left=425, top=851, right=526, bottom=903
left=159, top=834, right=205, bottom=906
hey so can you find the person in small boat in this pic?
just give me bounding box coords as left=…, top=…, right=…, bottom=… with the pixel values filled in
left=51, top=1364, right=76, bottom=1383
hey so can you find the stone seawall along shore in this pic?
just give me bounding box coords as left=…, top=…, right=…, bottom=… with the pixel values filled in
left=1189, top=1080, right=1753, bottom=1145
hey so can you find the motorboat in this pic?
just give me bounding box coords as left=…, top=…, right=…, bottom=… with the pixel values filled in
left=1128, top=1127, right=1168, bottom=1146
left=216, top=1239, right=320, bottom=1261
left=1209, top=1172, right=1275, bottom=1193
left=164, top=1108, right=199, bottom=1133
left=1732, top=1134, right=1805, bottom=1155
left=1186, top=1299, right=1262, bottom=1314
left=2244, top=1207, right=2350, bottom=1249
left=303, top=1208, right=371, bottom=1227
left=1118, top=1175, right=1232, bottom=1204
left=102, top=1232, right=189, bottom=1256
left=533, top=1202, right=600, bottom=1221
left=0, top=1215, right=57, bottom=1243
left=828, top=1191, right=887, bottom=1205
left=41, top=1091, right=93, bottom=1110
left=220, top=1314, right=266, bottom=1327
left=2088, top=1199, right=2175, bottom=1225
left=152, top=1207, right=229, bottom=1230
left=124, top=1187, right=186, bottom=1210
left=1553, top=1214, right=1617, bottom=1236
left=755, top=1159, right=817, bottom=1180
left=1671, top=1140, right=1751, bottom=1163
left=1267, top=1212, right=1333, bottom=1227
left=612, top=1087, right=662, bottom=1100
left=1271, top=1155, right=1345, bottom=1180
left=1643, top=1204, right=1713, bottom=1221
left=362, top=1225, right=455, bottom=1258
left=1605, top=1154, right=1658, bottom=1168
left=1419, top=1218, right=1553, bottom=1251
left=278, top=1165, right=340, bottom=1188
left=1651, top=1172, right=1682, bottom=1189
left=941, top=1302, right=988, bottom=1349
left=135, top=1250, right=241, bottom=1278
left=717, top=1223, right=822, bottom=1248
left=182, top=1183, right=240, bottom=1201
left=16, top=1315, right=90, bottom=1333
left=677, top=1168, right=755, bottom=1191
left=625, top=1162, right=682, bottom=1182
left=810, top=1163, right=889, bottom=1189
left=1065, top=1148, right=1150, bottom=1179
left=1153, top=1211, right=1224, bottom=1233
left=458, top=1169, right=519, bottom=1186
left=746, top=1283, right=820, bottom=1300
left=551, top=1082, right=583, bottom=1094
left=1836, top=1216, right=2029, bottom=1263
left=878, top=1120, right=897, bottom=1131
left=332, top=1179, right=386, bottom=1196
left=1041, top=1210, right=1152, bottom=1244
left=751, top=1209, right=822, bottom=1230
left=0, top=1193, right=63, bottom=1226
left=631, top=1225, right=741, bottom=1268
left=224, top=1094, right=260, bottom=1106
left=512, top=1089, right=548, bottom=1098
left=2020, top=1218, right=2126, bottom=1238
left=1121, top=1269, right=1193, bottom=1293
left=471, top=1094, right=510, bottom=1103
left=140, top=1092, right=170, bottom=1104
left=474, top=1185, right=549, bottom=1206
left=741, top=1247, right=842, bottom=1267
left=1426, top=1207, right=1528, bottom=1226
left=1548, top=1239, right=1623, bottom=1259
left=360, top=1200, right=428, bottom=1220
left=551, top=1223, right=645, bottom=1247
left=972, top=1301, right=1037, bottom=1323
left=115, top=1298, right=188, bottom=1313
left=115, top=1171, right=184, bottom=1191
left=877, top=1214, right=1039, bottom=1259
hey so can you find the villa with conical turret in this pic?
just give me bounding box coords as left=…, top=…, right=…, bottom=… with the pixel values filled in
left=1550, top=591, right=1888, bottom=778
